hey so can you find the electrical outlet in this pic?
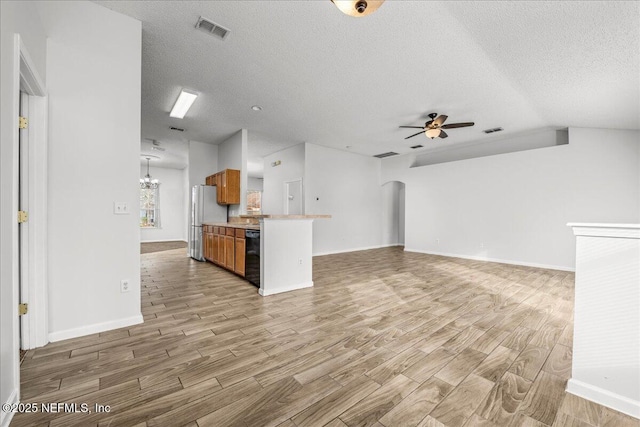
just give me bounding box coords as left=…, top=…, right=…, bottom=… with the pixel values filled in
left=298, top=259, right=303, bottom=265
left=114, top=202, right=129, bottom=215
left=120, top=279, right=130, bottom=293
left=436, top=239, right=440, bottom=244
left=480, top=243, right=484, bottom=249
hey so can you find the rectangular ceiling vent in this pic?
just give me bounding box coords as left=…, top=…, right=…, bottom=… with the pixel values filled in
left=483, top=127, right=504, bottom=134
left=410, top=144, right=424, bottom=149
left=196, top=16, right=230, bottom=40
left=373, top=152, right=399, bottom=159
left=170, top=126, right=185, bottom=132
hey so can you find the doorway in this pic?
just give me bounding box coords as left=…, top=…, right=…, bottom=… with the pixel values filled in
left=16, top=36, right=49, bottom=352
left=284, top=179, right=303, bottom=215
left=18, top=92, right=28, bottom=360
left=381, top=181, right=406, bottom=246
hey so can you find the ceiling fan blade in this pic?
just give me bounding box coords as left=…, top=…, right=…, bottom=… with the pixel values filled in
left=433, top=115, right=448, bottom=126
left=441, top=122, right=475, bottom=129
left=404, top=130, right=426, bottom=140
left=399, top=126, right=426, bottom=129
left=439, top=130, right=448, bottom=139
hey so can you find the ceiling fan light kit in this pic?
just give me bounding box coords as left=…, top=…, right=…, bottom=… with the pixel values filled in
left=400, top=113, right=475, bottom=140
left=425, top=128, right=441, bottom=139
left=331, top=0, right=385, bottom=17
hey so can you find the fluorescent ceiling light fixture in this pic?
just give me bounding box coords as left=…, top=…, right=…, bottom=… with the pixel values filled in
left=170, top=90, right=198, bottom=119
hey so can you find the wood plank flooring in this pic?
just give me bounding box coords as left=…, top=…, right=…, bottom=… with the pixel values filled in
left=13, top=247, right=638, bottom=427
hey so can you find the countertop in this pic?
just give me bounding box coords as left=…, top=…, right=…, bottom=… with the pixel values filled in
left=204, top=222, right=260, bottom=230
left=240, top=214, right=332, bottom=219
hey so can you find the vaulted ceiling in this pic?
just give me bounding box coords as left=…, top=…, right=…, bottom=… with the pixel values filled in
left=96, top=0, right=639, bottom=165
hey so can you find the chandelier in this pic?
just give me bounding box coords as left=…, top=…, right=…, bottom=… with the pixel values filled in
left=140, top=157, right=159, bottom=189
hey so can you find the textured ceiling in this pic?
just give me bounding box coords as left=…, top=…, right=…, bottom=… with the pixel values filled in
left=96, top=0, right=639, bottom=162
left=140, top=138, right=188, bottom=169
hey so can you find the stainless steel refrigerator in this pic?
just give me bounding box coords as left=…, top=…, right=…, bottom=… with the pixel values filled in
left=189, top=185, right=227, bottom=261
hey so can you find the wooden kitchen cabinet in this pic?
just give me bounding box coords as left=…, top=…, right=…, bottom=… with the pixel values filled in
left=224, top=235, right=235, bottom=270
left=205, top=224, right=253, bottom=281
left=234, top=229, right=246, bottom=277
left=203, top=225, right=213, bottom=261
left=214, top=227, right=224, bottom=265
left=205, top=169, right=240, bottom=205
left=212, top=231, right=219, bottom=264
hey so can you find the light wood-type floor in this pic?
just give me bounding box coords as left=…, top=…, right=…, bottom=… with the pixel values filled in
left=140, top=240, right=188, bottom=254
left=13, top=247, right=639, bottom=427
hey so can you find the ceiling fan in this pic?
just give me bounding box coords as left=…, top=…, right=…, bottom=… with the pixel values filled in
left=400, top=113, right=474, bottom=139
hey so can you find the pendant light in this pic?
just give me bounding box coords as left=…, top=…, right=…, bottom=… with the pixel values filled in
left=331, top=0, right=385, bottom=17
left=140, top=157, right=159, bottom=189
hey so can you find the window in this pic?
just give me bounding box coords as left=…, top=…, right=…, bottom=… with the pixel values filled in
left=246, top=190, right=262, bottom=214
left=140, top=187, right=160, bottom=228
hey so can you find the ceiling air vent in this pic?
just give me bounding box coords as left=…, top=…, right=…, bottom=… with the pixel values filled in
left=410, top=144, right=424, bottom=149
left=195, top=16, right=230, bottom=40
left=373, top=152, right=399, bottom=159
left=170, top=126, right=185, bottom=132
left=483, top=127, right=504, bottom=134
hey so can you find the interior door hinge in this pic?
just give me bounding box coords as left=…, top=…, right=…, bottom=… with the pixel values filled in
left=19, top=303, right=28, bottom=316
left=18, top=210, right=28, bottom=223
left=19, top=116, right=28, bottom=129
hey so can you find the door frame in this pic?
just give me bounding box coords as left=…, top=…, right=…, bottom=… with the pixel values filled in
left=283, top=178, right=304, bottom=215
left=17, top=34, right=49, bottom=350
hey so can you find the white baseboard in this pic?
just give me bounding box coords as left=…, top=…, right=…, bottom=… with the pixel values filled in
left=141, top=239, right=187, bottom=243
left=48, top=314, right=143, bottom=342
left=314, top=244, right=403, bottom=257
left=403, top=248, right=575, bottom=272
left=259, top=281, right=314, bottom=296
left=567, top=378, right=640, bottom=419
left=1, top=388, right=19, bottom=427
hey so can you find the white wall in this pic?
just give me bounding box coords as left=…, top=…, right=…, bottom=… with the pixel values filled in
left=218, top=129, right=247, bottom=216
left=39, top=1, right=142, bottom=340
left=412, top=128, right=567, bottom=167
left=0, top=2, right=48, bottom=423
left=568, top=225, right=640, bottom=418
left=262, top=143, right=306, bottom=215
left=382, top=127, right=640, bottom=270
left=188, top=140, right=218, bottom=189
left=248, top=177, right=264, bottom=191
left=305, top=143, right=383, bottom=255
left=140, top=166, right=186, bottom=242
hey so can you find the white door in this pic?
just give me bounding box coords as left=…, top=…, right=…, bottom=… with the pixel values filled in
left=284, top=179, right=303, bottom=215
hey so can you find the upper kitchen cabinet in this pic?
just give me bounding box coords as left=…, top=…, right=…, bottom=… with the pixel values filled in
left=207, top=169, right=240, bottom=205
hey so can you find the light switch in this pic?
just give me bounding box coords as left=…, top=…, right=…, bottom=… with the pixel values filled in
left=114, top=202, right=129, bottom=215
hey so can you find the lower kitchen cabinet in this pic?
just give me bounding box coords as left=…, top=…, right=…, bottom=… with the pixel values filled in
left=212, top=231, right=219, bottom=264
left=205, top=225, right=252, bottom=280
left=203, top=226, right=214, bottom=261
left=224, top=235, right=234, bottom=270
left=235, top=230, right=246, bottom=277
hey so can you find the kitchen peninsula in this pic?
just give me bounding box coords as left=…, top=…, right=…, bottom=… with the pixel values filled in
left=204, top=214, right=330, bottom=296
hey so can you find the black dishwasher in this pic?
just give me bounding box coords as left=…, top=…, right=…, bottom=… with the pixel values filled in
left=245, top=230, right=260, bottom=287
